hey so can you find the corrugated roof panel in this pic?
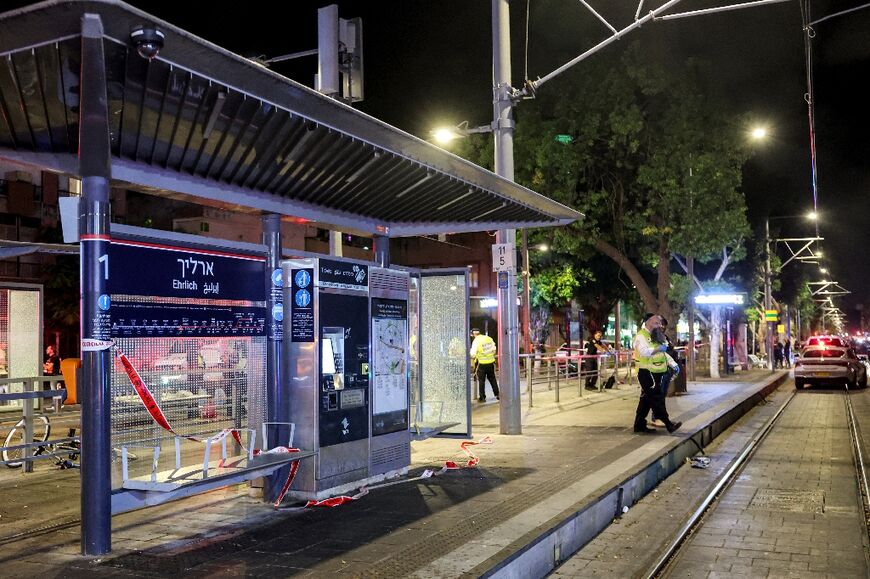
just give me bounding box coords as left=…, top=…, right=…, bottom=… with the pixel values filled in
left=0, top=0, right=581, bottom=235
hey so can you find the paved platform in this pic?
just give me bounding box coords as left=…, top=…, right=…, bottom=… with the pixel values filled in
left=0, top=369, right=788, bottom=578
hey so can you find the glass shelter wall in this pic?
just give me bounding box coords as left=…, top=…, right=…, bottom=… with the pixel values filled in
left=419, top=272, right=471, bottom=436
left=0, top=285, right=42, bottom=413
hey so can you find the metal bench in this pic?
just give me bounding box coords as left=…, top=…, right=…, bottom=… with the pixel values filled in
left=748, top=354, right=767, bottom=369
left=111, top=422, right=315, bottom=514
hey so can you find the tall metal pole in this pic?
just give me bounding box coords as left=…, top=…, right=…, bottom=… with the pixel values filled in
left=521, top=229, right=532, bottom=355
left=262, top=214, right=288, bottom=503
left=764, top=218, right=774, bottom=371
left=79, top=13, right=113, bottom=555
left=687, top=256, right=695, bottom=381
left=796, top=308, right=801, bottom=344
left=493, top=0, right=520, bottom=434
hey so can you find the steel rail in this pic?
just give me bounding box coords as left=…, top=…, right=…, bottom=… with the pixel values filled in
left=646, top=389, right=798, bottom=578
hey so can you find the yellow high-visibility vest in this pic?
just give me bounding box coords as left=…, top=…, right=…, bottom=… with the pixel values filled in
left=471, top=335, right=497, bottom=364
left=634, top=328, right=668, bottom=372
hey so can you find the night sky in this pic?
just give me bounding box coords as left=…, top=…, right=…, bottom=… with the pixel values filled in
left=10, top=1, right=870, bottom=326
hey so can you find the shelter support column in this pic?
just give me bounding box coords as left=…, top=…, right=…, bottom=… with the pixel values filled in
left=262, top=214, right=288, bottom=502
left=329, top=231, right=343, bottom=256
left=79, top=13, right=113, bottom=556
left=373, top=234, right=390, bottom=267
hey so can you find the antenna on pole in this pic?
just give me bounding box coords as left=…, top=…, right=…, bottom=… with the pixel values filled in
left=317, top=4, right=364, bottom=103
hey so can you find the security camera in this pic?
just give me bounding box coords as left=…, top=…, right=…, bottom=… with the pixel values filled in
left=130, top=26, right=165, bottom=61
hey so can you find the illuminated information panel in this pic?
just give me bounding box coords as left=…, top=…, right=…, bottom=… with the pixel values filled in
left=109, top=239, right=267, bottom=338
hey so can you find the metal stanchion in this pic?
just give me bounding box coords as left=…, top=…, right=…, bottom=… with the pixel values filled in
left=554, top=359, right=560, bottom=402
left=526, top=356, right=533, bottom=408
left=23, top=379, right=34, bottom=474
left=547, top=359, right=552, bottom=390
left=596, top=355, right=603, bottom=391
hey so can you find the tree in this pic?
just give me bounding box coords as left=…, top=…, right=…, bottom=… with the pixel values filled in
left=459, top=45, right=751, bottom=339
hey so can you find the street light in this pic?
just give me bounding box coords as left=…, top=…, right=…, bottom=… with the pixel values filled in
left=750, top=126, right=768, bottom=140
left=430, top=121, right=492, bottom=145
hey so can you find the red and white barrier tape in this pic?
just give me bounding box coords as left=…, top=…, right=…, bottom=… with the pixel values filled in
left=115, top=348, right=301, bottom=507
left=306, top=435, right=496, bottom=508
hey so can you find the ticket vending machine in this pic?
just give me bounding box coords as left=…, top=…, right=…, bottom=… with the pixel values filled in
left=282, top=257, right=410, bottom=499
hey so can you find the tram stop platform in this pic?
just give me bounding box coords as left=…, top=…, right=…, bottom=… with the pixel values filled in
left=0, top=369, right=789, bottom=578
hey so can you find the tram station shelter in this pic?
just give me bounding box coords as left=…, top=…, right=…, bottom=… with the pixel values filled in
left=0, top=0, right=580, bottom=556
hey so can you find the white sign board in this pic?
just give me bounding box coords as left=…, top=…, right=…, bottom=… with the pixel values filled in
left=492, top=243, right=515, bottom=272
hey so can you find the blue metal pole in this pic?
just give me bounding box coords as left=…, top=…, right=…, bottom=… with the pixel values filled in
left=262, top=214, right=288, bottom=502
left=79, top=13, right=113, bottom=555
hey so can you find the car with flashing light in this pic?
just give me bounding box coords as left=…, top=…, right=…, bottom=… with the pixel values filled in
left=794, top=344, right=867, bottom=389
left=803, top=335, right=849, bottom=349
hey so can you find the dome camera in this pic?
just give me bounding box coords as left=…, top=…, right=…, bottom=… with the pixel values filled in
left=130, top=25, right=165, bottom=60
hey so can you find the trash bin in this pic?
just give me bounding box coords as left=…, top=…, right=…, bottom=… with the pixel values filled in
left=668, top=358, right=687, bottom=396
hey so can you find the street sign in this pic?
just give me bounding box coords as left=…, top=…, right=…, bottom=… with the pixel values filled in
left=497, top=271, right=509, bottom=289
left=492, top=243, right=515, bottom=272
left=765, top=309, right=778, bottom=322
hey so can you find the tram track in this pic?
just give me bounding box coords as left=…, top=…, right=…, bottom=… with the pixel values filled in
left=648, top=386, right=870, bottom=578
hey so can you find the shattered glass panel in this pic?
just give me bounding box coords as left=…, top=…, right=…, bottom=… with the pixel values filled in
left=420, top=274, right=469, bottom=435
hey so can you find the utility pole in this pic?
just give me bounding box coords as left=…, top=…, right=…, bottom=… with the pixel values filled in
left=493, top=0, right=520, bottom=434
left=764, top=218, right=774, bottom=371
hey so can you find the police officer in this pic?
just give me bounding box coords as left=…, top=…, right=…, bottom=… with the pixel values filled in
left=633, top=314, right=682, bottom=434
left=470, top=328, right=499, bottom=402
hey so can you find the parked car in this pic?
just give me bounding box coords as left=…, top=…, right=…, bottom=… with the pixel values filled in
left=794, top=345, right=867, bottom=389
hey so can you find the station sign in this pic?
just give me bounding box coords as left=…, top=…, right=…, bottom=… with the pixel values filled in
left=108, top=239, right=267, bottom=338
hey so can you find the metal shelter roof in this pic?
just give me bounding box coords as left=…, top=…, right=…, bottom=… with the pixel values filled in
left=0, top=0, right=581, bottom=237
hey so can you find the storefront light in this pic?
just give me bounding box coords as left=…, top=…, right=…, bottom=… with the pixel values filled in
left=694, top=294, right=745, bottom=305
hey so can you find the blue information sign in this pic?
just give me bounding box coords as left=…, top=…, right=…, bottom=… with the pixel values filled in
left=291, top=268, right=315, bottom=342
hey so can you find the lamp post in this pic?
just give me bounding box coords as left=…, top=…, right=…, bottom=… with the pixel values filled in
left=764, top=217, right=773, bottom=371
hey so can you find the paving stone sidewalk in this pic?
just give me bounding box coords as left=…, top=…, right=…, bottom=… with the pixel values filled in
left=0, top=369, right=781, bottom=578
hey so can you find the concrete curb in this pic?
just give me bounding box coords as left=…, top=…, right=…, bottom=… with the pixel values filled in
left=476, top=371, right=790, bottom=579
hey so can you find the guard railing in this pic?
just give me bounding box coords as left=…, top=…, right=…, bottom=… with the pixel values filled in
left=518, top=349, right=635, bottom=408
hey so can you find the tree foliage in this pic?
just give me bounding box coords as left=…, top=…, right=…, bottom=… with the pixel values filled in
left=456, top=43, right=752, bottom=333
